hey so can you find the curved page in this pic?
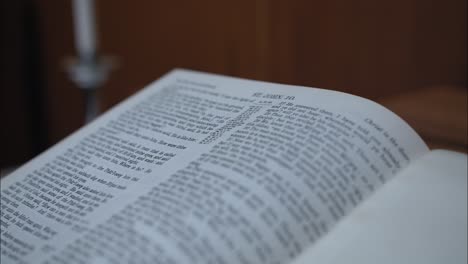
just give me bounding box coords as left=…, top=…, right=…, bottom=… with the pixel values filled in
left=1, top=69, right=428, bottom=263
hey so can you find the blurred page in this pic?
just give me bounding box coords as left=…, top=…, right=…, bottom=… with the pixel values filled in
left=292, top=150, right=467, bottom=264
left=1, top=69, right=428, bottom=263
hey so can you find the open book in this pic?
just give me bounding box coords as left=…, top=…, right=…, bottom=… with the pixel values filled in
left=1, top=69, right=466, bottom=264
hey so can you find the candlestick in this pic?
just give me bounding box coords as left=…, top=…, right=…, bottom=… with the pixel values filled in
left=72, top=0, right=97, bottom=60
left=68, top=0, right=115, bottom=124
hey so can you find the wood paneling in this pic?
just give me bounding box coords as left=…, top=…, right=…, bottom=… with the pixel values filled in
left=36, top=0, right=84, bottom=144
left=25, top=0, right=468, bottom=152
left=381, top=86, right=467, bottom=152
left=282, top=0, right=466, bottom=99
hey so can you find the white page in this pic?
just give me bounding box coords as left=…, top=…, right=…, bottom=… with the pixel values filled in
left=1, top=69, right=428, bottom=263
left=292, top=150, right=467, bottom=264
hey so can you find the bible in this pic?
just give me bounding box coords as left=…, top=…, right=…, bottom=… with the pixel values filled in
left=1, top=69, right=466, bottom=264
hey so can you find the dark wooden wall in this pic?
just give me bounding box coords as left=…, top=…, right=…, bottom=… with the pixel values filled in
left=2, top=0, right=466, bottom=167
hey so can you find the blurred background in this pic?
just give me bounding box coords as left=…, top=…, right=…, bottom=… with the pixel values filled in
left=1, top=0, right=466, bottom=171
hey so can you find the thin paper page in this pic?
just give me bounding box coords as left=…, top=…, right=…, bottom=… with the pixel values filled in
left=292, top=150, right=467, bottom=264
left=1, top=69, right=428, bottom=263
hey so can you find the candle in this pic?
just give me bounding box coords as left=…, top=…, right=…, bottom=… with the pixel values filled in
left=72, top=0, right=97, bottom=61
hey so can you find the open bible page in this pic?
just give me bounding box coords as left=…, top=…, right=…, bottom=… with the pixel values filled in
left=1, top=69, right=428, bottom=264
left=291, top=150, right=467, bottom=264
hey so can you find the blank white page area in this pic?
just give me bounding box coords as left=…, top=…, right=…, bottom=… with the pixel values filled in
left=292, top=149, right=467, bottom=264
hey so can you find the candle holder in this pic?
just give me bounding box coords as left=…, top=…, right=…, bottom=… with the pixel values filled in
left=65, top=56, right=116, bottom=123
